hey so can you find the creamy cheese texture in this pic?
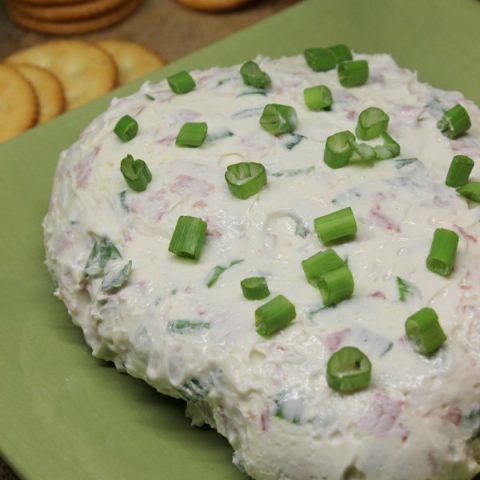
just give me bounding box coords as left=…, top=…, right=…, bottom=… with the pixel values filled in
left=43, top=54, right=480, bottom=480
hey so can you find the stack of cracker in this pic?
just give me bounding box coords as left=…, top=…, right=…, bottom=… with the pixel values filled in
left=6, top=0, right=143, bottom=35
left=0, top=39, right=166, bottom=143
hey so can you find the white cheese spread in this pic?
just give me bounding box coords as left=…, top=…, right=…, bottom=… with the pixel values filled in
left=43, top=53, right=480, bottom=480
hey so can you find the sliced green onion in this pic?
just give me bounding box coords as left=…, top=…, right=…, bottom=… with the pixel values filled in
left=303, top=85, right=332, bottom=111
left=327, top=44, right=353, bottom=63
left=101, top=261, right=132, bottom=293
left=241, top=276, right=270, bottom=300
left=405, top=307, right=447, bottom=355
left=314, top=207, right=357, bottom=244
left=205, top=259, right=243, bottom=288
left=176, top=122, right=208, bottom=147
left=225, top=162, right=267, bottom=199
left=260, top=103, right=297, bottom=136
left=397, top=276, right=410, bottom=302
left=457, top=182, right=480, bottom=202
left=326, top=346, right=371, bottom=393
left=374, top=132, right=401, bottom=160
left=446, top=155, right=474, bottom=187
left=304, top=48, right=336, bottom=72
left=84, top=237, right=121, bottom=279
left=167, top=71, right=196, bottom=94
left=318, top=265, right=354, bottom=306
left=255, top=294, right=296, bottom=337
left=114, top=115, right=138, bottom=142
left=350, top=141, right=376, bottom=162
left=302, top=248, right=345, bottom=287
left=323, top=130, right=355, bottom=168
left=437, top=104, right=471, bottom=139
left=240, top=61, right=271, bottom=89
left=120, top=154, right=152, bottom=192
left=338, top=60, right=369, bottom=88
left=167, top=319, right=210, bottom=333
left=168, top=215, right=207, bottom=260
left=356, top=107, right=389, bottom=140
left=426, top=228, right=459, bottom=277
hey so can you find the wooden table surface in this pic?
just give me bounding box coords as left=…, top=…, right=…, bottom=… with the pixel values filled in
left=0, top=0, right=297, bottom=478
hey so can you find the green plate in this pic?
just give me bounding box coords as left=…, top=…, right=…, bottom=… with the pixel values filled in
left=1, top=0, right=479, bottom=478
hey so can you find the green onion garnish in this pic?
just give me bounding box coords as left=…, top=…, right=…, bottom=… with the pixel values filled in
left=255, top=294, right=296, bottom=337
left=351, top=141, right=376, bottom=162
left=457, top=182, right=480, bottom=202
left=205, top=259, right=243, bottom=288
left=303, top=85, right=333, bottom=111
left=304, top=48, right=337, bottom=72
left=259, top=104, right=297, bottom=136
left=323, top=130, right=355, bottom=168
left=168, top=215, right=207, bottom=260
left=445, top=155, right=474, bottom=187
left=327, top=44, right=353, bottom=63
left=114, top=115, right=138, bottom=142
left=338, top=60, right=369, bottom=88
left=240, top=61, right=271, bottom=90
left=84, top=237, right=121, bottom=279
left=373, top=132, right=401, bottom=160
left=167, top=71, right=196, bottom=94
left=225, top=162, right=267, bottom=199
left=396, top=276, right=410, bottom=302
left=405, top=307, right=447, bottom=355
left=437, top=104, right=471, bottom=139
left=101, top=261, right=132, bottom=293
left=318, top=265, right=354, bottom=306
left=167, top=319, right=210, bottom=333
left=356, top=107, right=389, bottom=140
left=326, top=346, right=371, bottom=393
left=120, top=154, right=152, bottom=192
left=241, top=276, right=270, bottom=300
left=426, top=228, right=459, bottom=277
left=302, top=248, right=345, bottom=287
left=314, top=207, right=357, bottom=244
left=176, top=122, right=208, bottom=148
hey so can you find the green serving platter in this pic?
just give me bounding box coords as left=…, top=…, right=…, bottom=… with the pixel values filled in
left=1, top=0, right=479, bottom=478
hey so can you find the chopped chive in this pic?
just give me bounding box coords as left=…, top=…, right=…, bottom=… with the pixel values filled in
left=255, top=294, right=296, bottom=337
left=446, top=155, right=474, bottom=187
left=426, top=228, right=459, bottom=277
left=314, top=207, right=357, bottom=244
left=327, top=44, right=353, bottom=63
left=437, top=104, right=471, bottom=139
left=168, top=215, right=207, bottom=260
left=120, top=154, right=152, bottom=192
left=114, top=115, right=138, bottom=142
left=167, top=71, right=196, bottom=94
left=119, top=190, right=129, bottom=212
left=338, top=60, right=369, bottom=88
left=304, top=48, right=337, bottom=72
left=323, top=130, right=355, bottom=168
left=101, top=261, right=132, bottom=293
left=318, top=265, right=354, bottom=306
left=302, top=248, right=345, bottom=287
left=167, top=319, right=210, bottom=333
left=326, top=346, right=371, bottom=393
left=176, top=122, right=208, bottom=147
left=145, top=94, right=155, bottom=101
left=457, top=182, right=480, bottom=202
left=84, top=237, right=121, bottom=279
left=396, top=276, right=410, bottom=302
left=374, top=132, right=401, bottom=160
left=405, top=307, right=447, bottom=355
left=225, top=162, right=267, bottom=199
left=271, top=166, right=315, bottom=177
left=240, top=61, right=271, bottom=89
left=205, top=259, right=243, bottom=288
left=241, top=276, right=270, bottom=300
left=260, top=103, right=297, bottom=136
left=356, top=107, right=389, bottom=140
left=303, top=85, right=333, bottom=111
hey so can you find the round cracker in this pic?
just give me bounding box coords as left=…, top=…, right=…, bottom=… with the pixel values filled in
left=12, top=63, right=65, bottom=124
left=8, top=0, right=131, bottom=22
left=0, top=63, right=38, bottom=143
left=175, top=0, right=253, bottom=11
left=6, top=40, right=118, bottom=110
left=96, top=39, right=166, bottom=85
left=6, top=0, right=142, bottom=36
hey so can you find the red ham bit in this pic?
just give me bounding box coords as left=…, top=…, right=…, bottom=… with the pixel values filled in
left=260, top=411, right=269, bottom=432
left=74, top=146, right=99, bottom=188
left=360, top=392, right=403, bottom=436
left=193, top=200, right=207, bottom=209
left=370, top=291, right=386, bottom=299
left=370, top=205, right=400, bottom=232
left=323, top=328, right=351, bottom=353
left=170, top=174, right=214, bottom=198
left=442, top=406, right=462, bottom=426
left=454, top=224, right=477, bottom=243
